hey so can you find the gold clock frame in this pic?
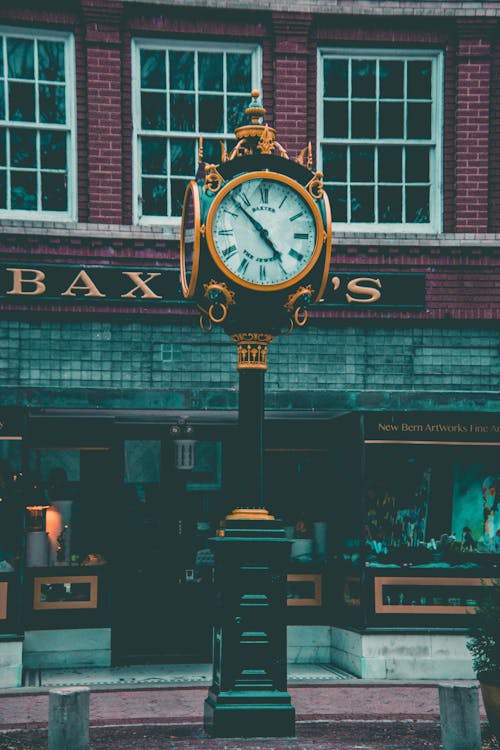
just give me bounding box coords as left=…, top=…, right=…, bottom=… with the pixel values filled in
left=180, top=179, right=202, bottom=299
left=205, top=171, right=326, bottom=293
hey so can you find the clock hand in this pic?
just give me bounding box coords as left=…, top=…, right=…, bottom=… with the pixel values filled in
left=231, top=196, right=286, bottom=269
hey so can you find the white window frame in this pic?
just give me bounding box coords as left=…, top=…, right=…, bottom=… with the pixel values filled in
left=317, top=47, right=443, bottom=234
left=132, top=37, right=262, bottom=227
left=0, top=26, right=76, bottom=222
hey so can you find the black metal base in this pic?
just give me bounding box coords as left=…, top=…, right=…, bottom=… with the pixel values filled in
left=204, top=689, right=296, bottom=737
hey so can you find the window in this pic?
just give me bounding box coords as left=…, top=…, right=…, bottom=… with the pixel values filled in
left=0, top=28, right=75, bottom=220
left=318, top=49, right=443, bottom=232
left=132, top=39, right=261, bottom=223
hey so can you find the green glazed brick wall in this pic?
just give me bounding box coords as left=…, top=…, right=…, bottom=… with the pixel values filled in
left=0, top=320, right=498, bottom=394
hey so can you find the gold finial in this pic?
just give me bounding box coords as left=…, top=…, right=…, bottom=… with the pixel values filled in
left=231, top=332, right=274, bottom=370
left=245, top=89, right=266, bottom=124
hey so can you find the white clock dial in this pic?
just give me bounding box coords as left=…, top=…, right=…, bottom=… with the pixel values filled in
left=206, top=173, right=322, bottom=291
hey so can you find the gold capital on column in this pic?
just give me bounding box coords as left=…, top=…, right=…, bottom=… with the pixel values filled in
left=231, top=333, right=274, bottom=371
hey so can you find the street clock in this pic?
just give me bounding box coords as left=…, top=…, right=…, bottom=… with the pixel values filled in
left=180, top=91, right=331, bottom=342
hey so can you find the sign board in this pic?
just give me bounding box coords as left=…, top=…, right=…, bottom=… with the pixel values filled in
left=364, top=412, right=500, bottom=445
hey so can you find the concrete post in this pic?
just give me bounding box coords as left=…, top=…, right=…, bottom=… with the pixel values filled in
left=48, top=687, right=90, bottom=750
left=439, top=683, right=482, bottom=750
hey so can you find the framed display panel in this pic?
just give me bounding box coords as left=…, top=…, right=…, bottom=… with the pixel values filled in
left=287, top=573, right=322, bottom=607
left=374, top=576, right=494, bottom=615
left=33, top=575, right=98, bottom=611
left=0, top=582, right=7, bottom=620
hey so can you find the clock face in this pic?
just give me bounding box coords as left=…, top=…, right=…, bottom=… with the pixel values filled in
left=180, top=180, right=201, bottom=299
left=206, top=172, right=323, bottom=291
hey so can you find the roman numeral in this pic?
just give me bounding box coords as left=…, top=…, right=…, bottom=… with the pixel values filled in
left=259, top=265, right=267, bottom=281
left=218, top=228, right=234, bottom=236
left=260, top=185, right=269, bottom=204
left=289, top=248, right=304, bottom=261
left=222, top=245, right=238, bottom=260
left=223, top=209, right=238, bottom=218
left=238, top=258, right=249, bottom=275
left=294, top=232, right=309, bottom=240
left=278, top=195, right=288, bottom=208
left=289, top=211, right=304, bottom=222
left=239, top=192, right=251, bottom=206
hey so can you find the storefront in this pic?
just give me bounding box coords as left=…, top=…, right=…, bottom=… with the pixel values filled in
left=1, top=406, right=498, bottom=682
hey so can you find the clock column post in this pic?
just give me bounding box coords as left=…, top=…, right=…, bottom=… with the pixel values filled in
left=203, top=332, right=296, bottom=738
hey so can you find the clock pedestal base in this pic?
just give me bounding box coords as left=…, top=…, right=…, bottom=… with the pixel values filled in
left=203, top=518, right=295, bottom=738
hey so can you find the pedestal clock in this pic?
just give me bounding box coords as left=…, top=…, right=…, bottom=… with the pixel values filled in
left=180, top=91, right=332, bottom=738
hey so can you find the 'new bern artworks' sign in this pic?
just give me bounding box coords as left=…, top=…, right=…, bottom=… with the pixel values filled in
left=0, top=264, right=425, bottom=310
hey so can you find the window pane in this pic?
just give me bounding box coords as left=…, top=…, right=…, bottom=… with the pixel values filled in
left=379, top=186, right=402, bottom=222
left=39, top=84, right=66, bottom=124
left=170, top=93, right=195, bottom=132
left=324, top=100, right=348, bottom=138
left=7, top=38, right=34, bottom=79
left=169, top=51, right=194, bottom=91
left=352, top=60, right=376, bottom=98
left=38, top=41, right=65, bottom=82
left=351, top=147, right=374, bottom=182
left=327, top=184, right=347, bottom=223
left=142, top=137, right=167, bottom=175
left=42, top=172, right=67, bottom=211
left=407, top=103, right=431, bottom=139
left=0, top=129, right=5, bottom=165
left=351, top=186, right=374, bottom=222
left=379, top=60, right=404, bottom=99
left=406, top=186, right=430, bottom=223
left=40, top=131, right=66, bottom=169
left=0, top=170, right=5, bottom=208
left=203, top=138, right=222, bottom=164
left=0, top=39, right=3, bottom=77
left=141, top=92, right=166, bottom=130
left=379, top=102, right=404, bottom=139
left=351, top=102, right=375, bottom=138
left=141, top=50, right=166, bottom=89
left=11, top=170, right=37, bottom=210
left=407, top=60, right=432, bottom=99
left=171, top=138, right=195, bottom=176
left=378, top=146, right=402, bottom=183
left=227, top=53, right=251, bottom=93
left=142, top=177, right=167, bottom=215
left=406, top=146, right=429, bottom=183
left=227, top=94, right=247, bottom=132
left=11, top=129, right=36, bottom=167
left=323, top=145, right=347, bottom=182
left=198, top=52, right=223, bottom=91
left=171, top=178, right=188, bottom=216
left=324, top=58, right=348, bottom=98
left=0, top=87, right=4, bottom=120
left=199, top=94, right=223, bottom=132
left=9, top=82, right=35, bottom=121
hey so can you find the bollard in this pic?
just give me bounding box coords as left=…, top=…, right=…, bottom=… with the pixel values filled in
left=439, top=683, right=482, bottom=750
left=48, top=686, right=90, bottom=750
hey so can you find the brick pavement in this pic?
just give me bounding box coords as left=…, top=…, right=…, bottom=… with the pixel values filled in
left=0, top=681, right=485, bottom=730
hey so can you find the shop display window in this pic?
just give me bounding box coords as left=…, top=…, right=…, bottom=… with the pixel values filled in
left=0, top=440, right=24, bottom=573
left=361, top=444, right=499, bottom=568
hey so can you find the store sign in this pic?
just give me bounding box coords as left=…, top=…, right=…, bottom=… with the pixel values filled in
left=0, top=264, right=425, bottom=309
left=365, top=413, right=500, bottom=444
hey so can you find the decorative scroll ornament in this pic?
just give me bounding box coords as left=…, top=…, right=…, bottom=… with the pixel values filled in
left=305, top=171, right=324, bottom=199
left=230, top=332, right=274, bottom=371
left=204, top=164, right=224, bottom=194
left=284, top=285, right=315, bottom=328
left=295, top=142, right=313, bottom=171
left=199, top=279, right=236, bottom=324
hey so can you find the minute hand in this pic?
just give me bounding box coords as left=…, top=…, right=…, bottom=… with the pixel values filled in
left=232, top=197, right=283, bottom=257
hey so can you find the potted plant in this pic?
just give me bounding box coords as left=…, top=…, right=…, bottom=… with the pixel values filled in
left=467, top=578, right=500, bottom=741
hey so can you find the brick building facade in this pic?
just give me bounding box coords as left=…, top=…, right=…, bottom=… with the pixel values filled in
left=0, top=0, right=499, bottom=685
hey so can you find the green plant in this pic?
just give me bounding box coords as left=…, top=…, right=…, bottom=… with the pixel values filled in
left=467, top=578, right=500, bottom=678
